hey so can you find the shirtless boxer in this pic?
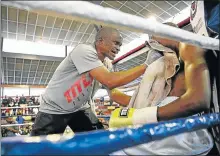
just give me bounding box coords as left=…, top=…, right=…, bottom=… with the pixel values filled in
left=108, top=1, right=219, bottom=155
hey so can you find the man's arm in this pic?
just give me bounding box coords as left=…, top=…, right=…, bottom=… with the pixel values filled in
left=158, top=43, right=211, bottom=121
left=109, top=88, right=131, bottom=107
left=90, top=48, right=163, bottom=90
left=90, top=64, right=146, bottom=90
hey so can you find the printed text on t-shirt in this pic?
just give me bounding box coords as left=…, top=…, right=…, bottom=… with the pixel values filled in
left=64, top=74, right=93, bottom=104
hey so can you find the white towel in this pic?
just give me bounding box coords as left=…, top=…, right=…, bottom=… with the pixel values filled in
left=128, top=40, right=180, bottom=108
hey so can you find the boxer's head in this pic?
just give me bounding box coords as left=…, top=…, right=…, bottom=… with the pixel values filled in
left=95, top=27, right=123, bottom=61
left=151, top=22, right=180, bottom=56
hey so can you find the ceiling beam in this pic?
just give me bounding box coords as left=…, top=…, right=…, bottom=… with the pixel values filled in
left=2, top=51, right=64, bottom=61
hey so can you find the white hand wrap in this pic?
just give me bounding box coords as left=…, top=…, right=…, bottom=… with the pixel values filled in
left=132, top=106, right=158, bottom=125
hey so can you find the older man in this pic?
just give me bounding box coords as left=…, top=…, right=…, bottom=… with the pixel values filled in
left=31, top=27, right=156, bottom=136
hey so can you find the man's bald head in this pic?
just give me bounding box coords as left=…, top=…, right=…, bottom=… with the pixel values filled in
left=95, top=27, right=121, bottom=41
left=94, top=26, right=123, bottom=61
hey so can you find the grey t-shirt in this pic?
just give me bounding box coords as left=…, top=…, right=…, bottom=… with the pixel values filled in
left=39, top=43, right=103, bottom=114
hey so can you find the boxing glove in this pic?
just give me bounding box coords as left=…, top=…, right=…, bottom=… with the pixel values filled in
left=109, top=106, right=158, bottom=128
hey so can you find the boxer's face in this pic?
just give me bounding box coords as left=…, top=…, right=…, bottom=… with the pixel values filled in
left=99, top=32, right=123, bottom=60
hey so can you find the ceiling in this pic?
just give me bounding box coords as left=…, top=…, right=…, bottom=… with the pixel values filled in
left=1, top=1, right=191, bottom=47
left=1, top=1, right=191, bottom=86
left=114, top=49, right=148, bottom=88
left=1, top=52, right=62, bottom=85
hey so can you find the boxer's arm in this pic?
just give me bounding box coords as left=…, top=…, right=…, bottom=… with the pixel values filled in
left=157, top=43, right=211, bottom=121
left=90, top=64, right=146, bottom=90
left=109, top=88, right=131, bottom=107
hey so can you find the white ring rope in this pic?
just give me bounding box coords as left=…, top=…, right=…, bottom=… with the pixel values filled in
left=1, top=123, right=34, bottom=127
left=2, top=1, right=219, bottom=51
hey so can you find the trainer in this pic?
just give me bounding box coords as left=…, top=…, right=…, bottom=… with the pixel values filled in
left=31, top=27, right=152, bottom=136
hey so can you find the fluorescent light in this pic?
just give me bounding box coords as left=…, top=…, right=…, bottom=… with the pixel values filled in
left=3, top=38, right=65, bottom=57
left=148, top=16, right=156, bottom=21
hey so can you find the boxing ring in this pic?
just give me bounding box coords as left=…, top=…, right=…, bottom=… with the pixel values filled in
left=1, top=1, right=220, bottom=155
left=1, top=113, right=220, bottom=155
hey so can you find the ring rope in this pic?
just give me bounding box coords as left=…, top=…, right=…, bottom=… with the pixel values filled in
left=2, top=113, right=220, bottom=155
left=1, top=123, right=34, bottom=127
left=1, top=1, right=219, bottom=51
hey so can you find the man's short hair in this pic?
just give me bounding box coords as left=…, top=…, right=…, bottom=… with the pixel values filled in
left=95, top=26, right=120, bottom=42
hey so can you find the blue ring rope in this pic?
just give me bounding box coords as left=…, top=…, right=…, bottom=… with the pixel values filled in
left=1, top=113, right=220, bottom=155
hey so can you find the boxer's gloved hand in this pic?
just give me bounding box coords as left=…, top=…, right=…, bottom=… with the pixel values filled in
left=144, top=49, right=163, bottom=66
left=109, top=106, right=158, bottom=128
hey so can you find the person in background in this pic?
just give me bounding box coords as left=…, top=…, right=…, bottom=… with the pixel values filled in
left=1, top=117, right=20, bottom=137
left=19, top=94, right=27, bottom=105
left=2, top=95, right=9, bottom=107
left=16, top=112, right=25, bottom=124
left=14, top=95, right=19, bottom=107
left=30, top=96, right=35, bottom=105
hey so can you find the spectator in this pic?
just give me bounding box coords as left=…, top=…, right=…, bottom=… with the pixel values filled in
left=1, top=117, right=19, bottom=137
left=19, top=94, right=26, bottom=105
left=14, top=95, right=19, bottom=106
left=16, top=113, right=25, bottom=124
left=30, top=96, right=35, bottom=104
left=2, top=95, right=9, bottom=107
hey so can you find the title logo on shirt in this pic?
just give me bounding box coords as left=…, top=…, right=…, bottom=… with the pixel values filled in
left=64, top=73, right=93, bottom=104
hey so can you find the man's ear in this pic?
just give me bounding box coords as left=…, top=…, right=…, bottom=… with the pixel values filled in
left=99, top=37, right=105, bottom=44
left=94, top=25, right=102, bottom=32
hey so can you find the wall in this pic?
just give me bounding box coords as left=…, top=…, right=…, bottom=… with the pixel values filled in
left=3, top=87, right=29, bottom=96
left=30, top=88, right=45, bottom=96
left=2, top=87, right=45, bottom=97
